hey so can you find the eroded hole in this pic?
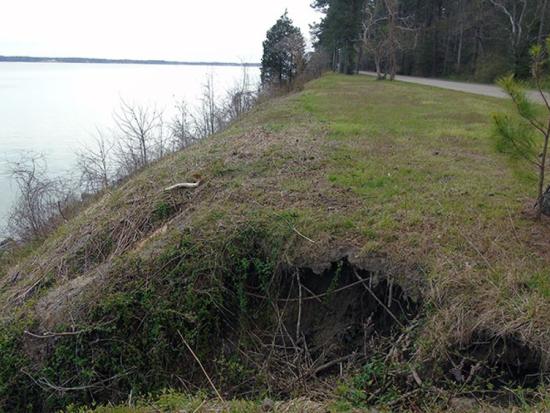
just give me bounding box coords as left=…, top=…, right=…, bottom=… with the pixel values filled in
left=449, top=332, right=547, bottom=390
left=275, top=259, right=420, bottom=370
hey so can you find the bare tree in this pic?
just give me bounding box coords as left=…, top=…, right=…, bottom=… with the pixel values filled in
left=362, top=0, right=416, bottom=80
left=488, top=0, right=528, bottom=68
left=194, top=74, right=225, bottom=139
left=113, top=100, right=162, bottom=175
left=452, top=0, right=467, bottom=73
left=76, top=130, right=114, bottom=193
left=304, top=50, right=331, bottom=79
left=363, top=0, right=389, bottom=79
left=384, top=0, right=399, bottom=80
left=225, top=65, right=257, bottom=122
left=6, top=154, right=76, bottom=241
left=170, top=100, right=196, bottom=150
left=152, top=114, right=168, bottom=160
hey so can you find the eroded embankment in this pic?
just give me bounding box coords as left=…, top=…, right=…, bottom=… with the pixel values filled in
left=1, top=74, right=550, bottom=411
left=4, top=244, right=547, bottom=411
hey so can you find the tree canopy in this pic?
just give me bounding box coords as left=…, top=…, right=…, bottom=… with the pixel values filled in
left=312, top=0, right=364, bottom=74
left=312, top=0, right=549, bottom=81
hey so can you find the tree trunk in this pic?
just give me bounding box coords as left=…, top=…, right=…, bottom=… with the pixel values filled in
left=456, top=27, right=463, bottom=72
left=456, top=0, right=464, bottom=72
left=356, top=44, right=364, bottom=74
left=385, top=0, right=398, bottom=80
left=442, top=31, right=451, bottom=75
left=538, top=0, right=548, bottom=45
left=375, top=54, right=382, bottom=79
left=538, top=127, right=550, bottom=219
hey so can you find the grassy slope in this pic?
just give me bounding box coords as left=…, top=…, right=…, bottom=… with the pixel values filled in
left=1, top=73, right=550, bottom=411
left=255, top=74, right=550, bottom=355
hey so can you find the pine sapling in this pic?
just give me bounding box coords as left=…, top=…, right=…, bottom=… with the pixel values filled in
left=493, top=37, right=550, bottom=219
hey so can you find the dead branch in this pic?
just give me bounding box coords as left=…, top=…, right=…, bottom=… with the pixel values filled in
left=24, top=329, right=85, bottom=339
left=353, top=269, right=405, bottom=329
left=296, top=271, right=303, bottom=341
left=246, top=278, right=371, bottom=302
left=411, top=367, right=423, bottom=386
left=312, top=353, right=356, bottom=376
left=291, top=226, right=316, bottom=244
left=164, top=182, right=201, bottom=191
left=22, top=368, right=131, bottom=393
left=177, top=330, right=225, bottom=403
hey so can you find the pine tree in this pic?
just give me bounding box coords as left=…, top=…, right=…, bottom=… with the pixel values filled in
left=493, top=38, right=550, bottom=219
left=261, top=11, right=306, bottom=86
left=312, top=0, right=365, bottom=74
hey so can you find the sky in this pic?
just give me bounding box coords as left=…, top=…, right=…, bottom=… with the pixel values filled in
left=0, top=0, right=322, bottom=63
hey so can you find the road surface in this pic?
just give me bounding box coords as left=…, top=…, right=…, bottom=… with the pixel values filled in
left=359, top=71, right=548, bottom=104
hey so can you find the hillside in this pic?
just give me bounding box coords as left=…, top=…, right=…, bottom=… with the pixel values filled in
left=1, top=74, right=549, bottom=412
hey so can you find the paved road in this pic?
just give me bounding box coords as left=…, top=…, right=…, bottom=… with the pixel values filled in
left=359, top=71, right=548, bottom=104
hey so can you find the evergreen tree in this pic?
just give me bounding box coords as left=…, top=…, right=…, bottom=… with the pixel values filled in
left=312, top=0, right=365, bottom=74
left=261, top=12, right=306, bottom=86
left=493, top=38, right=550, bottom=218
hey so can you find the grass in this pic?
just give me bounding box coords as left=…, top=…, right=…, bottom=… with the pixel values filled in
left=1, top=73, right=550, bottom=411
left=66, top=389, right=550, bottom=413
left=65, top=391, right=360, bottom=413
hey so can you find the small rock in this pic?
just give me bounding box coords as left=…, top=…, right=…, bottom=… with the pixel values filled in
left=449, top=397, right=477, bottom=411
left=261, top=398, right=274, bottom=412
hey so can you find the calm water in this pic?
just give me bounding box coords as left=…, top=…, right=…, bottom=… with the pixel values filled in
left=0, top=62, right=259, bottom=235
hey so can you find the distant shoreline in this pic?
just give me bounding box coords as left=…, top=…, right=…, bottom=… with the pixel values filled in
left=0, top=55, right=260, bottom=67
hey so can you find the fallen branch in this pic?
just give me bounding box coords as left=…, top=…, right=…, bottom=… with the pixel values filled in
left=411, top=367, right=423, bottom=386
left=296, top=271, right=303, bottom=341
left=192, top=399, right=207, bottom=413
left=177, top=330, right=225, bottom=404
left=15, top=276, right=47, bottom=302
left=313, top=353, right=356, bottom=376
left=246, top=278, right=370, bottom=302
left=22, top=368, right=131, bottom=393
left=164, top=182, right=200, bottom=191
left=24, top=319, right=116, bottom=340
left=24, top=329, right=85, bottom=339
left=291, top=226, right=316, bottom=244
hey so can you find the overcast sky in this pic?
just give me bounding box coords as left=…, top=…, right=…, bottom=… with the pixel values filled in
left=0, top=0, right=321, bottom=63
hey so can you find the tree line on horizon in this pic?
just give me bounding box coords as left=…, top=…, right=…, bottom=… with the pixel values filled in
left=311, top=0, right=549, bottom=82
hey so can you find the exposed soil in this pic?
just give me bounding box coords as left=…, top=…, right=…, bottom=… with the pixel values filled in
left=279, top=258, right=420, bottom=365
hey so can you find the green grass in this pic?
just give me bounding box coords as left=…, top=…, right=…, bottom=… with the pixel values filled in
left=66, top=391, right=362, bottom=413
left=68, top=388, right=550, bottom=413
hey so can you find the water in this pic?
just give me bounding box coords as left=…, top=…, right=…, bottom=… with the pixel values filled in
left=0, top=62, right=259, bottom=235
